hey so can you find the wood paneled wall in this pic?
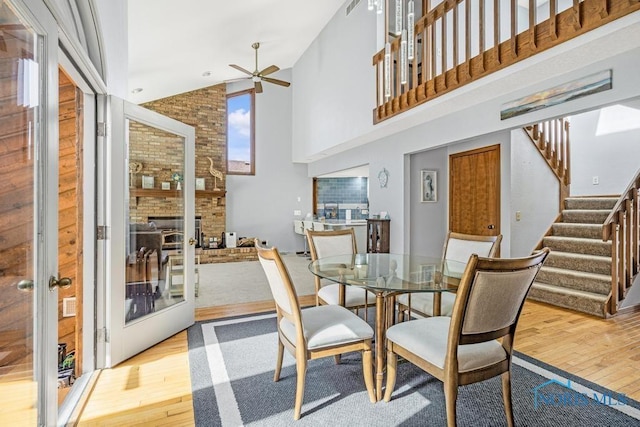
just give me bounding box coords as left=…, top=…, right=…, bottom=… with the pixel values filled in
left=57, top=69, right=83, bottom=375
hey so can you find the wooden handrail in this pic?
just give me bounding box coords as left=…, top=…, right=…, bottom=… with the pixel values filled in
left=602, top=169, right=640, bottom=240
left=524, top=118, right=571, bottom=210
left=601, top=168, right=640, bottom=315
left=372, top=0, right=640, bottom=123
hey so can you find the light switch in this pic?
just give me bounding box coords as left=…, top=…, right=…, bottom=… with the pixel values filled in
left=592, top=176, right=599, bottom=185
left=515, top=211, right=521, bottom=221
left=293, top=210, right=301, bottom=216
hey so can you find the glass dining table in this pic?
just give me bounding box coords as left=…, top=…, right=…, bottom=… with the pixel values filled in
left=308, top=253, right=466, bottom=401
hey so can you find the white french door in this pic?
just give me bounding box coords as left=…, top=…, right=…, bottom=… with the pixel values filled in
left=0, top=0, right=59, bottom=425
left=105, top=97, right=196, bottom=366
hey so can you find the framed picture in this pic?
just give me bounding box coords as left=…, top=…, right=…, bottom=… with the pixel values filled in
left=421, top=170, right=437, bottom=202
left=161, top=182, right=170, bottom=190
left=141, top=175, right=154, bottom=189
left=421, top=264, right=436, bottom=283
left=195, top=178, right=206, bottom=191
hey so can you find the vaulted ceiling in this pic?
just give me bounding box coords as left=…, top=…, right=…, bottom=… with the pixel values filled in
left=127, top=0, right=346, bottom=103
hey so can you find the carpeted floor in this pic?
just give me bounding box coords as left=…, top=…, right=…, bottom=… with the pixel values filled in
left=188, top=313, right=640, bottom=426
left=196, top=254, right=316, bottom=308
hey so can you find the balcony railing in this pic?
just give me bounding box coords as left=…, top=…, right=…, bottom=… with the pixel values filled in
left=372, top=0, right=640, bottom=123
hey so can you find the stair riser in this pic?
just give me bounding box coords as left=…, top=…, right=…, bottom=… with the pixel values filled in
left=552, top=224, right=602, bottom=239
left=564, top=198, right=618, bottom=210
left=528, top=287, right=606, bottom=318
left=543, top=238, right=611, bottom=257
left=536, top=269, right=611, bottom=295
left=545, top=254, right=611, bottom=275
left=562, top=210, right=610, bottom=224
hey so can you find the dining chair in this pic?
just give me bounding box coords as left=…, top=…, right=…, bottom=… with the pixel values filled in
left=397, top=232, right=502, bottom=320
left=306, top=228, right=376, bottom=319
left=384, top=248, right=550, bottom=427
left=255, top=240, right=375, bottom=420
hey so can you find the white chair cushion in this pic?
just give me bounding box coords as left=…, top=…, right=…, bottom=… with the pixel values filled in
left=280, top=305, right=374, bottom=350
left=318, top=283, right=377, bottom=307
left=397, top=292, right=456, bottom=317
left=386, top=317, right=506, bottom=372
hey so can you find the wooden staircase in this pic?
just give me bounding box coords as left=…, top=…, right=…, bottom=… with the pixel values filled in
left=529, top=197, right=617, bottom=317
left=524, top=118, right=640, bottom=317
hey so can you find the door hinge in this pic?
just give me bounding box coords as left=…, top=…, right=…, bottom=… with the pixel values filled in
left=97, top=122, right=107, bottom=137
left=97, top=225, right=109, bottom=240
left=97, top=327, right=109, bottom=343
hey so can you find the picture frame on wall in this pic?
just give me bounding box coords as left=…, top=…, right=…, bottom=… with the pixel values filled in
left=195, top=178, right=206, bottom=191
left=421, top=170, right=437, bottom=202
left=142, top=175, right=155, bottom=189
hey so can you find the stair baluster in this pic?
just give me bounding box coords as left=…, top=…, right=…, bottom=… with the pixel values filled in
left=602, top=170, right=640, bottom=315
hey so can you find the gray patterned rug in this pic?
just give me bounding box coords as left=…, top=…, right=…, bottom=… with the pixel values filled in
left=188, top=313, right=640, bottom=426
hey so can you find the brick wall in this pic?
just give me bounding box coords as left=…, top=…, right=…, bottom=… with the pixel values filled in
left=128, top=84, right=227, bottom=244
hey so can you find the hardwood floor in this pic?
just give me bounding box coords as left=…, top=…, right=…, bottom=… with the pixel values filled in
left=76, top=299, right=640, bottom=426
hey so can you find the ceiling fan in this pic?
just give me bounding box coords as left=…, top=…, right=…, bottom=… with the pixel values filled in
left=228, top=42, right=291, bottom=93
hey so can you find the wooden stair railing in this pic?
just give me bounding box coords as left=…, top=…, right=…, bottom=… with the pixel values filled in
left=602, top=169, right=640, bottom=315
left=524, top=118, right=571, bottom=210
left=372, top=0, right=640, bottom=124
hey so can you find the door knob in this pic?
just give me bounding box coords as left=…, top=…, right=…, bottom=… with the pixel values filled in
left=17, top=279, right=34, bottom=292
left=49, top=276, right=72, bottom=291
left=488, top=224, right=495, bottom=229
left=188, top=237, right=197, bottom=246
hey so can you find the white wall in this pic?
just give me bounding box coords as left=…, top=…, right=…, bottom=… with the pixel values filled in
left=304, top=10, right=640, bottom=255
left=409, top=147, right=449, bottom=257
left=226, top=69, right=312, bottom=253
left=292, top=0, right=377, bottom=161
left=297, top=10, right=640, bottom=161
left=510, top=129, right=559, bottom=257
left=569, top=99, right=640, bottom=196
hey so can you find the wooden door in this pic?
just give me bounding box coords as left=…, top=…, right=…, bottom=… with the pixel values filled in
left=449, top=144, right=500, bottom=237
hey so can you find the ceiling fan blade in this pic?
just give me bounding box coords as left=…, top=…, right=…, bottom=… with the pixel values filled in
left=259, top=65, right=279, bottom=76
left=255, top=81, right=263, bottom=93
left=229, top=64, right=253, bottom=75
left=262, top=76, right=291, bottom=88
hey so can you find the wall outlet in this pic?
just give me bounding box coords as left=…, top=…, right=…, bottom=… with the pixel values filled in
left=515, top=211, right=521, bottom=221
left=293, top=210, right=301, bottom=216
left=592, top=176, right=599, bottom=185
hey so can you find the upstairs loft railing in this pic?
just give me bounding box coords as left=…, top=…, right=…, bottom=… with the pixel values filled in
left=524, top=117, right=571, bottom=208
left=602, top=170, right=640, bottom=315
left=372, top=0, right=640, bottom=123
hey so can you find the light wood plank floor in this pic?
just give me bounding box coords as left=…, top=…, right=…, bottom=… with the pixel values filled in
left=76, top=298, right=640, bottom=426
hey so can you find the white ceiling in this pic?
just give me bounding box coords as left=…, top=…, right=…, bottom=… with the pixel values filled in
left=127, top=0, right=346, bottom=104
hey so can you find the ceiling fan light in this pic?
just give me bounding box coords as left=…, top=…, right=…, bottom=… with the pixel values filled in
left=252, top=76, right=260, bottom=83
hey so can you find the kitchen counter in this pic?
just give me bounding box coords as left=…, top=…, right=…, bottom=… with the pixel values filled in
left=293, top=219, right=368, bottom=252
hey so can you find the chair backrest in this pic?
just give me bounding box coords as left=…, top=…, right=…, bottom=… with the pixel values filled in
left=443, top=232, right=502, bottom=264
left=255, top=239, right=301, bottom=321
left=449, top=248, right=549, bottom=348
left=293, top=220, right=304, bottom=235
left=306, top=228, right=357, bottom=262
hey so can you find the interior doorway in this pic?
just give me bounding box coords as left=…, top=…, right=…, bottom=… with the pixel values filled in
left=449, top=144, right=501, bottom=241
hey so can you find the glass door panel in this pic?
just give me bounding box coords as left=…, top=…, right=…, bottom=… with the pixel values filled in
left=107, top=97, right=195, bottom=366
left=126, top=120, right=186, bottom=322
left=0, top=0, right=58, bottom=425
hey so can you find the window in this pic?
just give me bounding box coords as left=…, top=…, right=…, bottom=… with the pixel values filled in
left=226, top=89, right=255, bottom=175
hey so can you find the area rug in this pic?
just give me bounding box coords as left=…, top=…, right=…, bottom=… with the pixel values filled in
left=188, top=313, right=640, bottom=426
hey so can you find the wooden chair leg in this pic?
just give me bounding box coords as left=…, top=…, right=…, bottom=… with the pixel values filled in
left=502, top=371, right=515, bottom=427
left=362, top=346, right=376, bottom=403
left=334, top=355, right=341, bottom=364
left=444, top=381, right=458, bottom=427
left=274, top=339, right=284, bottom=382
left=293, top=358, right=307, bottom=420
left=383, top=349, right=398, bottom=402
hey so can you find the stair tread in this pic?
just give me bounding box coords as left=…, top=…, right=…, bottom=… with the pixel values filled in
left=531, top=282, right=610, bottom=300
left=544, top=236, right=609, bottom=243
left=540, top=266, right=611, bottom=280
left=553, top=223, right=602, bottom=228
left=548, top=251, right=611, bottom=262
